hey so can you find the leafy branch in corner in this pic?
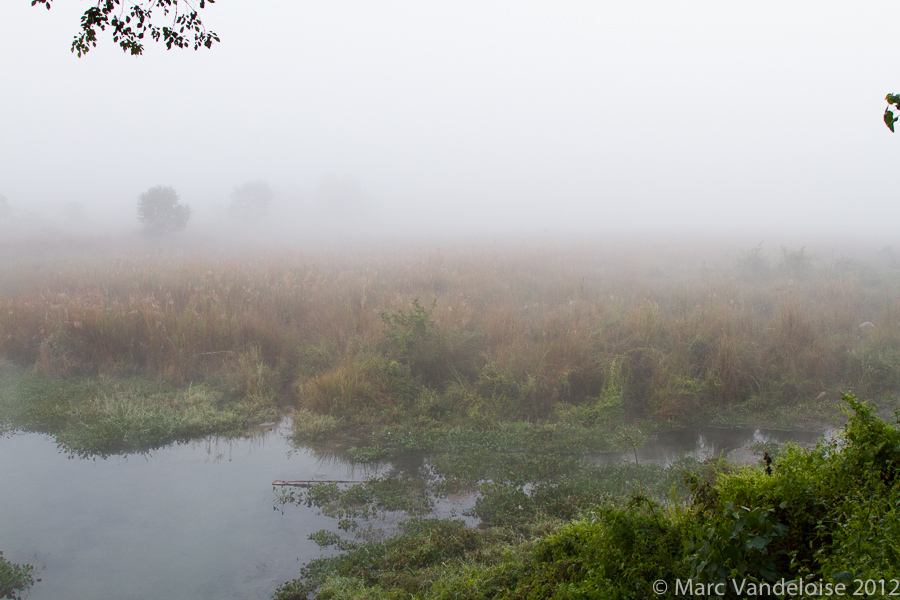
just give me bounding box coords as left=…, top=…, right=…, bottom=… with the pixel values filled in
left=885, top=93, right=900, bottom=132
left=30, top=0, right=219, bottom=57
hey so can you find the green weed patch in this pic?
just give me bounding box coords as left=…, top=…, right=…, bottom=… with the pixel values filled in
left=0, top=365, right=279, bottom=456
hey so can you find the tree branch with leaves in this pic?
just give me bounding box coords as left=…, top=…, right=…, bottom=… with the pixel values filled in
left=31, top=0, right=219, bottom=56
left=885, top=94, right=900, bottom=132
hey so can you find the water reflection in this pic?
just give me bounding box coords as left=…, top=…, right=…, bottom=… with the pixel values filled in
left=0, top=420, right=375, bottom=600
left=590, top=426, right=830, bottom=467
left=1, top=422, right=830, bottom=600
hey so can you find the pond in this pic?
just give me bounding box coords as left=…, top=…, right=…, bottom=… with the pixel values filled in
left=0, top=420, right=378, bottom=600
left=0, top=421, right=831, bottom=599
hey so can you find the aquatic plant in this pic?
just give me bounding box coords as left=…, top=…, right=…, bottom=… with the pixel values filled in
left=272, top=395, right=900, bottom=599
left=0, top=370, right=279, bottom=456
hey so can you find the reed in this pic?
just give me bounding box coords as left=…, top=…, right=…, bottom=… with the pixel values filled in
left=2, top=236, right=898, bottom=433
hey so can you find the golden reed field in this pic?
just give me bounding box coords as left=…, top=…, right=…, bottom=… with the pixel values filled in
left=2, top=234, right=898, bottom=428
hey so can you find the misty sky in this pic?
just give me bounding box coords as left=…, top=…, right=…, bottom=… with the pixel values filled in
left=1, top=1, right=898, bottom=237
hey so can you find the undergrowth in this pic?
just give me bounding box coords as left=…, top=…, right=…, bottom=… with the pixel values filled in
left=0, top=363, right=279, bottom=456
left=274, top=395, right=900, bottom=599
left=0, top=551, right=39, bottom=600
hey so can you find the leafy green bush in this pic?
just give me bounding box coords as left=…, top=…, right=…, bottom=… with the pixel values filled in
left=691, top=394, right=900, bottom=592
left=380, top=299, right=478, bottom=389
left=686, top=503, right=791, bottom=587
left=513, top=505, right=688, bottom=600
left=0, top=552, right=39, bottom=600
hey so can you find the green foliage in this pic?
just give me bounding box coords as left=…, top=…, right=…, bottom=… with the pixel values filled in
left=0, top=371, right=278, bottom=456
left=380, top=299, right=472, bottom=388
left=271, top=577, right=312, bottom=600
left=137, top=185, right=191, bottom=236
left=515, top=506, right=688, bottom=600
left=886, top=93, right=900, bottom=132
left=276, top=475, right=432, bottom=529
left=4, top=243, right=900, bottom=436
left=291, top=408, right=343, bottom=443
left=696, top=394, right=900, bottom=588
left=474, top=360, right=535, bottom=419
left=686, top=503, right=791, bottom=590
left=223, top=346, right=279, bottom=404
left=274, top=520, right=498, bottom=600
left=31, top=0, right=219, bottom=57
left=309, top=529, right=359, bottom=552
left=274, top=395, right=900, bottom=599
left=0, top=552, right=39, bottom=600
left=297, top=352, right=418, bottom=421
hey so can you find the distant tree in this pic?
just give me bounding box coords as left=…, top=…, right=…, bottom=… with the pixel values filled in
left=735, top=242, right=771, bottom=281
left=137, top=185, right=191, bottom=236
left=0, top=194, right=10, bottom=219
left=31, top=0, right=219, bottom=57
left=229, top=179, right=273, bottom=221
left=779, top=246, right=814, bottom=280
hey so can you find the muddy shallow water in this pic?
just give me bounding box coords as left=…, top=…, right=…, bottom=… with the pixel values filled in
left=0, top=422, right=831, bottom=600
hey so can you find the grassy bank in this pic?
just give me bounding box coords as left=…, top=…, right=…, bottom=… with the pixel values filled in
left=0, top=362, right=279, bottom=456
left=2, top=238, right=899, bottom=449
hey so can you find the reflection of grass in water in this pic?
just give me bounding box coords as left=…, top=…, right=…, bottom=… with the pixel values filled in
left=0, top=367, right=279, bottom=456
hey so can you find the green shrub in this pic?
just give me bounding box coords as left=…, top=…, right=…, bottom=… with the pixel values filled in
left=686, top=502, right=791, bottom=589
left=380, top=299, right=478, bottom=389
left=297, top=353, right=418, bottom=420
left=513, top=506, right=687, bottom=600
left=691, top=394, right=900, bottom=590
left=0, top=552, right=39, bottom=600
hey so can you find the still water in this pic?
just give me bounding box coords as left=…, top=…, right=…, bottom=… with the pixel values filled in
left=0, top=422, right=829, bottom=599
left=628, top=426, right=830, bottom=466
left=0, top=421, right=376, bottom=600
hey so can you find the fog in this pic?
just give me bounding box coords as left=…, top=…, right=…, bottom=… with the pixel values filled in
left=1, top=1, right=898, bottom=242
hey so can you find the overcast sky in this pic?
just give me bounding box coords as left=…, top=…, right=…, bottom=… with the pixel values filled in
left=1, top=1, right=898, bottom=238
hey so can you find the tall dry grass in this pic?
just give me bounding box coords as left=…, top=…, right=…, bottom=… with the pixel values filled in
left=2, top=237, right=898, bottom=424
